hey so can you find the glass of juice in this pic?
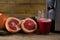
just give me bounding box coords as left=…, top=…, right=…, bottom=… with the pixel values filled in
left=38, top=18, right=51, bottom=34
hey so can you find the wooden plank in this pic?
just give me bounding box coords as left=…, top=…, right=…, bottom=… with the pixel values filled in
left=0, top=0, right=46, bottom=19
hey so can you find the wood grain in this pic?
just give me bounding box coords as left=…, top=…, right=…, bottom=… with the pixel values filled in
left=0, top=0, right=46, bottom=19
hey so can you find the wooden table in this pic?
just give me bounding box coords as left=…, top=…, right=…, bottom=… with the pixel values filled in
left=0, top=33, right=60, bottom=40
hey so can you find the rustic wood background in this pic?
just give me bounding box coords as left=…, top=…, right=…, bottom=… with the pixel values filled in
left=0, top=0, right=46, bottom=19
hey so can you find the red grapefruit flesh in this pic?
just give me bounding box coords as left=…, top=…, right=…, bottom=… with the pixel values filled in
left=5, top=17, right=21, bottom=33
left=24, top=20, right=35, bottom=30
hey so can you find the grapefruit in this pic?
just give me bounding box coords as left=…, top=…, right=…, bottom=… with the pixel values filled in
left=0, top=13, right=8, bottom=29
left=5, top=17, right=21, bottom=33
left=21, top=18, right=37, bottom=34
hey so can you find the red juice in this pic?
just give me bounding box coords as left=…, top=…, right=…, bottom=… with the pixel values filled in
left=38, top=18, right=51, bottom=34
